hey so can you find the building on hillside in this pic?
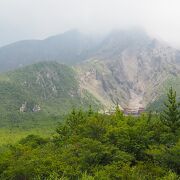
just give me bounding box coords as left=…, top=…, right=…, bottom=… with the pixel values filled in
left=123, top=107, right=145, bottom=116
left=138, top=107, right=145, bottom=114
left=102, top=106, right=145, bottom=116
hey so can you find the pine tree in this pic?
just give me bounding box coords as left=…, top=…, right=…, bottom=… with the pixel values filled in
left=114, top=104, right=124, bottom=120
left=161, top=87, right=180, bottom=133
left=88, top=105, right=93, bottom=116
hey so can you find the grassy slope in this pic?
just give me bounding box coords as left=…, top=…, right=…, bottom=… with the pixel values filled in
left=0, top=62, right=101, bottom=144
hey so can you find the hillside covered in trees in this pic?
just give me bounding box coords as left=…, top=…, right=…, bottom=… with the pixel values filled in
left=0, top=88, right=179, bottom=179
left=0, top=62, right=101, bottom=129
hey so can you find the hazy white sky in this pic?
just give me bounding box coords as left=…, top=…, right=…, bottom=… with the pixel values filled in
left=1, top=0, right=180, bottom=47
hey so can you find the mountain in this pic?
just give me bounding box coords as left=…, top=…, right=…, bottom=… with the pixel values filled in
left=0, top=62, right=101, bottom=127
left=0, top=30, right=100, bottom=72
left=0, top=28, right=180, bottom=110
left=75, top=29, right=180, bottom=109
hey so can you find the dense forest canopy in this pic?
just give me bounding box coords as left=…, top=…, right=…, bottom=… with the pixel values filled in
left=0, top=88, right=179, bottom=179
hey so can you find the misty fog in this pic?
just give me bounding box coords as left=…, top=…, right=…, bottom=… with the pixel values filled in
left=1, top=0, right=180, bottom=48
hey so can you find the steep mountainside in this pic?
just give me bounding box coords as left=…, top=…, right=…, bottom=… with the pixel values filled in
left=76, top=29, right=180, bottom=109
left=0, top=62, right=101, bottom=126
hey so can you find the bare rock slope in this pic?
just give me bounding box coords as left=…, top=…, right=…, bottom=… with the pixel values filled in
left=76, top=29, right=180, bottom=109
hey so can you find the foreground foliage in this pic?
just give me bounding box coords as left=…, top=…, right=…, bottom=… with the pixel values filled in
left=0, top=88, right=179, bottom=179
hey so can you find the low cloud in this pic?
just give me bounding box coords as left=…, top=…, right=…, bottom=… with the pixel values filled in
left=1, top=0, right=180, bottom=47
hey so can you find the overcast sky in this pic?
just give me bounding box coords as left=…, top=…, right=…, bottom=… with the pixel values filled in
left=1, top=0, right=180, bottom=47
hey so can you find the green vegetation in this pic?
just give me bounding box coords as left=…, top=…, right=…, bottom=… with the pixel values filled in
left=0, top=127, right=52, bottom=146
left=147, top=76, right=180, bottom=112
left=0, top=113, right=61, bottom=146
left=0, top=62, right=101, bottom=128
left=0, top=88, right=179, bottom=179
left=161, top=87, right=180, bottom=133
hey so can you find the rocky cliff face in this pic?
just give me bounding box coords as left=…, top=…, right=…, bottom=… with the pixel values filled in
left=76, top=29, right=180, bottom=109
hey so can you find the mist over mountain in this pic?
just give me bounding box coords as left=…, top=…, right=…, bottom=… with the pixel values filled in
left=0, top=28, right=156, bottom=72
left=0, top=30, right=102, bottom=72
